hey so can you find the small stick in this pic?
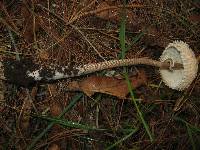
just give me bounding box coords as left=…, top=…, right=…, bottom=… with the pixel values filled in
left=0, top=57, right=182, bottom=86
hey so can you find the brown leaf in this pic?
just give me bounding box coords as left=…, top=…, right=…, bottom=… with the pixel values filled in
left=188, top=14, right=200, bottom=23
left=68, top=70, right=147, bottom=99
left=48, top=143, right=60, bottom=150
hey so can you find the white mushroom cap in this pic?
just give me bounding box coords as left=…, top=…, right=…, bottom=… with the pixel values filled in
left=159, top=41, right=198, bottom=91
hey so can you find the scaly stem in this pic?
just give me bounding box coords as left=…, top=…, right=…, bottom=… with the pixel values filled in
left=1, top=57, right=183, bottom=86
left=77, top=57, right=183, bottom=75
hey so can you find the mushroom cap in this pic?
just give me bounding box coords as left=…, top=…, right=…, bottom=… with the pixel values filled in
left=159, top=41, right=198, bottom=91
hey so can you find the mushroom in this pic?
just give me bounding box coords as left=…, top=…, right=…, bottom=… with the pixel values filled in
left=160, top=41, right=198, bottom=90
left=0, top=41, right=198, bottom=90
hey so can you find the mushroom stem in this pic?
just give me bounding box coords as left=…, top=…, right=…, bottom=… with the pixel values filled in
left=0, top=57, right=183, bottom=86
left=77, top=57, right=183, bottom=75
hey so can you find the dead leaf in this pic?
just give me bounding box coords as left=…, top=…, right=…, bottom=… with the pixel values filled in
left=68, top=70, right=147, bottom=99
left=48, top=143, right=60, bottom=150
left=188, top=14, right=200, bottom=23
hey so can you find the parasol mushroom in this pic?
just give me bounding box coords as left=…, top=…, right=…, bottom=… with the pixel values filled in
left=160, top=41, right=198, bottom=90
left=0, top=41, right=198, bottom=90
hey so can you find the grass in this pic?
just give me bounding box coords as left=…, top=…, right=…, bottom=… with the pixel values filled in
left=118, top=1, right=154, bottom=142
left=119, top=4, right=126, bottom=60
left=106, top=128, right=138, bottom=150
left=174, top=117, right=200, bottom=150
left=37, top=116, right=106, bottom=131
left=124, top=73, right=154, bottom=142
left=186, top=123, right=196, bottom=150
left=27, top=93, right=83, bottom=150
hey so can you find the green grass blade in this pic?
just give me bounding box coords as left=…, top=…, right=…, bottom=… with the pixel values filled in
left=124, top=73, right=154, bottom=142
left=174, top=117, right=200, bottom=133
left=118, top=0, right=153, bottom=142
left=27, top=93, right=83, bottom=150
left=106, top=128, right=138, bottom=150
left=118, top=30, right=144, bottom=59
left=118, top=0, right=127, bottom=59
left=174, top=117, right=200, bottom=149
left=119, top=11, right=126, bottom=59
left=38, top=116, right=106, bottom=131
left=186, top=124, right=196, bottom=150
left=127, top=31, right=144, bottom=51
left=118, top=1, right=144, bottom=59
